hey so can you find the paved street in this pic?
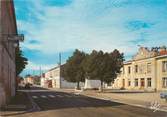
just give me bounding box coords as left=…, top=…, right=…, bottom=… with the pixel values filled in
left=1, top=87, right=166, bottom=117
left=81, top=90, right=167, bottom=111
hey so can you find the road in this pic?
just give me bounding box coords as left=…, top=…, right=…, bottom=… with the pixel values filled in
left=7, top=87, right=167, bottom=117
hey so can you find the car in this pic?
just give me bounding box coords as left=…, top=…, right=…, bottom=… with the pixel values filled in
left=160, top=91, right=167, bottom=101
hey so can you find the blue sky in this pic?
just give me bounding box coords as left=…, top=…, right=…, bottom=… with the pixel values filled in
left=14, top=0, right=167, bottom=76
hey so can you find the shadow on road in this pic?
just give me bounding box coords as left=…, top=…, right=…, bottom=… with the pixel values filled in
left=2, top=86, right=167, bottom=117
left=29, top=86, right=125, bottom=111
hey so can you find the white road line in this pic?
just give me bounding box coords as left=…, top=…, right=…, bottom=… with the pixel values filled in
left=41, top=95, right=47, bottom=98
left=32, top=96, right=38, bottom=99
left=48, top=95, right=55, bottom=98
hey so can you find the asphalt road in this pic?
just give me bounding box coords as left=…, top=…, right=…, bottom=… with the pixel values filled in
left=8, top=87, right=167, bottom=117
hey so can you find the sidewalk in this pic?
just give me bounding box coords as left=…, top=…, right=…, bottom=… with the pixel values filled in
left=81, top=90, right=167, bottom=112
left=0, top=91, right=33, bottom=117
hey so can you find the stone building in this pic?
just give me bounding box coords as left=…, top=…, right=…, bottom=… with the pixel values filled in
left=0, top=0, right=18, bottom=107
left=112, top=46, right=167, bottom=91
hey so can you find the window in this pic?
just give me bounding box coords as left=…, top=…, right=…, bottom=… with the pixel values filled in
left=147, top=78, right=151, bottom=87
left=147, top=63, right=151, bottom=73
left=135, top=79, right=138, bottom=86
left=135, top=65, right=138, bottom=73
left=141, top=78, right=145, bottom=87
left=139, top=65, right=144, bottom=74
left=162, top=61, right=167, bottom=72
left=162, top=77, right=167, bottom=88
left=128, top=80, right=131, bottom=86
left=128, top=66, right=131, bottom=74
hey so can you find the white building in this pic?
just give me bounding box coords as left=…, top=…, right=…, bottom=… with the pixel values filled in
left=41, top=65, right=83, bottom=89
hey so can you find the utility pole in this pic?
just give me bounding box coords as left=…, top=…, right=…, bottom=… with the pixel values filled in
left=39, top=66, right=42, bottom=77
left=59, top=53, right=61, bottom=88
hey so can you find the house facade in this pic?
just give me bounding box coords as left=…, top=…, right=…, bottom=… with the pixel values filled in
left=113, top=46, right=167, bottom=91
left=24, top=76, right=34, bottom=85
left=0, top=0, right=18, bottom=107
left=41, top=65, right=82, bottom=89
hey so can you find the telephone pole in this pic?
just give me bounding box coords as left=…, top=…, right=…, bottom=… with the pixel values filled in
left=59, top=53, right=61, bottom=88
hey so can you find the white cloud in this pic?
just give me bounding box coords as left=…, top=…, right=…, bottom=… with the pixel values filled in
left=16, top=0, right=167, bottom=68
left=25, top=61, right=56, bottom=71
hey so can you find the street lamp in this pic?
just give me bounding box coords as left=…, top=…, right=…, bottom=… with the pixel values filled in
left=1, top=34, right=24, bottom=47
left=7, top=34, right=24, bottom=42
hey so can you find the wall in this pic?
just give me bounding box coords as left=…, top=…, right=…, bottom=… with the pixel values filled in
left=84, top=79, right=101, bottom=89
left=156, top=56, right=167, bottom=91
left=0, top=0, right=17, bottom=107
left=113, top=54, right=167, bottom=91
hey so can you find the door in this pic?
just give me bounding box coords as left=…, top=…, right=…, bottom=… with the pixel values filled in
left=140, top=78, right=145, bottom=89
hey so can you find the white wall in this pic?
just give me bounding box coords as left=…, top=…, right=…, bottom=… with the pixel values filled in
left=61, top=78, right=84, bottom=89
left=84, top=79, right=101, bottom=89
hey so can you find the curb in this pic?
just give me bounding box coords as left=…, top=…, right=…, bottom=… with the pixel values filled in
left=82, top=94, right=167, bottom=113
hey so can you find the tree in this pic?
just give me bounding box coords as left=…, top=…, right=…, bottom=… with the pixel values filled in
left=82, top=50, right=98, bottom=80
left=15, top=47, right=28, bottom=76
left=63, top=49, right=86, bottom=89
left=105, top=49, right=124, bottom=82
left=83, top=49, right=124, bottom=91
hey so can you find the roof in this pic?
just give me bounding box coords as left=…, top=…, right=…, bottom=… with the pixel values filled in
left=123, top=46, right=167, bottom=65
left=123, top=54, right=167, bottom=65
left=155, top=54, right=167, bottom=59
left=47, top=64, right=65, bottom=72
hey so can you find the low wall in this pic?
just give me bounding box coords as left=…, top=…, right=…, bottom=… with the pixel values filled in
left=84, top=79, right=101, bottom=89
left=61, top=79, right=84, bottom=89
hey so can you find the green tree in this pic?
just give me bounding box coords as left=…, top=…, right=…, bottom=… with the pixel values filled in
left=82, top=50, right=98, bottom=80
left=83, top=49, right=124, bottom=91
left=15, top=47, right=28, bottom=76
left=63, top=49, right=86, bottom=89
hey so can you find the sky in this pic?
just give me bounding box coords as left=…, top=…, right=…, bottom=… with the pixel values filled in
left=14, top=0, right=167, bottom=76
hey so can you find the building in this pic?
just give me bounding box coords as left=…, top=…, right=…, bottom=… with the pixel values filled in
left=41, top=65, right=84, bottom=89
left=112, top=46, right=167, bottom=91
left=24, top=76, right=34, bottom=85
left=0, top=0, right=18, bottom=107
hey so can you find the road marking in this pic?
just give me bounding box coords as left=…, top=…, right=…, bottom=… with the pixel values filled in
left=32, top=96, right=38, bottom=99
left=41, top=95, right=47, bottom=98
left=48, top=95, right=55, bottom=98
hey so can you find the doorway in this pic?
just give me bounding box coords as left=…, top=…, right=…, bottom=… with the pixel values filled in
left=140, top=78, right=145, bottom=89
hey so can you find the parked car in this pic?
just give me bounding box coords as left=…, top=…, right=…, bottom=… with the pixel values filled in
left=160, top=91, right=167, bottom=101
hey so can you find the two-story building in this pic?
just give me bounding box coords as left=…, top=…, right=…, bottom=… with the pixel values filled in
left=113, top=46, right=167, bottom=91
left=41, top=65, right=83, bottom=89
